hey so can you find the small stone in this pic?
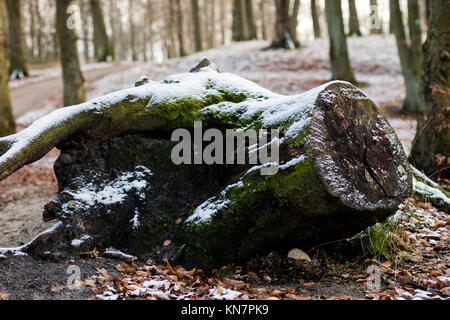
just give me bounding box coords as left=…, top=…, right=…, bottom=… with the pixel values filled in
left=287, top=248, right=311, bottom=262
left=189, top=57, right=220, bottom=73
left=135, top=76, right=150, bottom=87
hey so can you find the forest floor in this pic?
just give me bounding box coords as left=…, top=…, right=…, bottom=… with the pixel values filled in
left=0, top=35, right=448, bottom=300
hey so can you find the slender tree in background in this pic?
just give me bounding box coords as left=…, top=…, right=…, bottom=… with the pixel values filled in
left=0, top=0, right=15, bottom=136
left=311, top=0, right=321, bottom=39
left=246, top=0, right=257, bottom=40
left=191, top=0, right=203, bottom=52
left=80, top=0, right=91, bottom=63
left=407, top=0, right=422, bottom=85
left=410, top=0, right=450, bottom=182
left=27, top=0, right=36, bottom=60
left=34, top=0, right=44, bottom=62
left=289, top=0, right=301, bottom=48
left=348, top=0, right=362, bottom=36
left=390, top=0, right=422, bottom=113
left=232, top=0, right=249, bottom=41
left=56, top=0, right=86, bottom=106
left=325, top=0, right=357, bottom=84
left=90, top=0, right=114, bottom=62
left=220, top=0, right=228, bottom=44
left=176, top=0, right=187, bottom=57
left=128, top=0, right=137, bottom=61
left=167, top=0, right=176, bottom=58
left=369, top=0, right=383, bottom=34
left=270, top=0, right=300, bottom=49
left=5, top=0, right=29, bottom=79
left=260, top=0, right=268, bottom=40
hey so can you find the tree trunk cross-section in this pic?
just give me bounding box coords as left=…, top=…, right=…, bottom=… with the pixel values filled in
left=0, top=59, right=413, bottom=269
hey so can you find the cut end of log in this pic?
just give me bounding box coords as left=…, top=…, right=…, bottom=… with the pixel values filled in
left=310, top=82, right=412, bottom=211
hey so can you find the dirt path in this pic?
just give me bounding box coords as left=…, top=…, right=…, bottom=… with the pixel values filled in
left=11, top=63, right=136, bottom=119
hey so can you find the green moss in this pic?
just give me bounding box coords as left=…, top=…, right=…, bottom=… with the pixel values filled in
left=133, top=215, right=172, bottom=250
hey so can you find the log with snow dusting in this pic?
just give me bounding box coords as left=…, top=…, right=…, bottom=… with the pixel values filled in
left=0, top=59, right=414, bottom=268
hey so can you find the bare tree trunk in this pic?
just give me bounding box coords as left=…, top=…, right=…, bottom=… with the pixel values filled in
left=191, top=0, right=203, bottom=52
left=80, top=0, right=91, bottom=63
left=90, top=0, right=113, bottom=61
left=167, top=0, right=176, bottom=58
left=390, top=0, right=422, bottom=113
left=408, top=0, right=422, bottom=84
left=175, top=0, right=187, bottom=56
left=289, top=0, right=301, bottom=48
left=146, top=0, right=155, bottom=61
left=128, top=0, right=137, bottom=61
left=325, top=0, right=357, bottom=84
left=260, top=0, right=268, bottom=40
left=232, top=0, right=249, bottom=41
left=270, top=0, right=293, bottom=49
left=410, top=0, right=450, bottom=182
left=34, top=0, right=43, bottom=62
left=348, top=0, right=362, bottom=36
left=246, top=0, right=257, bottom=40
left=56, top=0, right=86, bottom=106
left=220, top=0, right=227, bottom=44
left=0, top=0, right=15, bottom=136
left=311, top=0, right=321, bottom=38
left=28, top=0, right=36, bottom=60
left=5, top=0, right=28, bottom=78
left=369, top=0, right=383, bottom=34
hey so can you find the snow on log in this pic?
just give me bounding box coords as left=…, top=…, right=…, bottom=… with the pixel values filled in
left=0, top=59, right=416, bottom=269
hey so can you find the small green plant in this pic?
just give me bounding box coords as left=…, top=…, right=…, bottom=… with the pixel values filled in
left=356, top=218, right=403, bottom=261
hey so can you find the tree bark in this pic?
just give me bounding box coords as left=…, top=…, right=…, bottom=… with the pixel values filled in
left=348, top=0, right=362, bottom=36
left=410, top=0, right=450, bottom=183
left=56, top=0, right=86, bottom=107
left=325, top=0, right=357, bottom=84
left=89, top=0, right=113, bottom=62
left=0, top=0, right=14, bottom=136
left=191, top=0, right=203, bottom=52
left=310, top=0, right=321, bottom=39
left=390, top=0, right=422, bottom=113
left=5, top=0, right=28, bottom=78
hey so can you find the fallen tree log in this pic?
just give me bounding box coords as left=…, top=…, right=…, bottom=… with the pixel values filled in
left=0, top=59, right=414, bottom=269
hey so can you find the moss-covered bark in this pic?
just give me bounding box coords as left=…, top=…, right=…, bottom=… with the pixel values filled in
left=0, top=62, right=413, bottom=269
left=410, top=0, right=450, bottom=182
